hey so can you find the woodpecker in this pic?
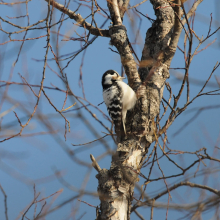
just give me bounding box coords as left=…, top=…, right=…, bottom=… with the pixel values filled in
left=102, top=70, right=137, bottom=136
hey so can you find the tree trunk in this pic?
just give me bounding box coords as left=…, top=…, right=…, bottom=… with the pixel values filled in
left=94, top=0, right=177, bottom=219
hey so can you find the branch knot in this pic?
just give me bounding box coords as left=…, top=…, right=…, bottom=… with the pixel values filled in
left=109, top=25, right=128, bottom=49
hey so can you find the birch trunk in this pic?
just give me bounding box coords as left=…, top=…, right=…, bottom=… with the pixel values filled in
left=94, top=0, right=178, bottom=219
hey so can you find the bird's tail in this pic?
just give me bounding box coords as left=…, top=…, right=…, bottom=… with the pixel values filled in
left=114, top=118, right=125, bottom=142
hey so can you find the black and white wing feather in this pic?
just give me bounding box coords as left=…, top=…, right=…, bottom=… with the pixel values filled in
left=103, top=84, right=124, bottom=135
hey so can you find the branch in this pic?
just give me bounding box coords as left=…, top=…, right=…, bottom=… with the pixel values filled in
left=165, top=0, right=204, bottom=66
left=164, top=0, right=182, bottom=66
left=105, top=1, right=142, bottom=91
left=90, top=154, right=101, bottom=172
left=132, top=195, right=220, bottom=212
left=0, top=184, right=8, bottom=220
left=153, top=181, right=220, bottom=201
left=44, top=0, right=110, bottom=37
left=111, top=0, right=122, bottom=25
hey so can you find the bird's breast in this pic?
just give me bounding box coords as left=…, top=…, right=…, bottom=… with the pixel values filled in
left=103, top=85, right=121, bottom=107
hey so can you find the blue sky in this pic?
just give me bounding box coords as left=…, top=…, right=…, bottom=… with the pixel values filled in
left=0, top=0, right=220, bottom=219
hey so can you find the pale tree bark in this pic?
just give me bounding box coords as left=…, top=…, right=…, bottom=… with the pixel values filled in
left=94, top=0, right=175, bottom=218
left=44, top=0, right=204, bottom=219
left=94, top=1, right=203, bottom=219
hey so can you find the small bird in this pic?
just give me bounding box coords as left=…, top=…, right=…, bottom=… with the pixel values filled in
left=102, top=70, right=137, bottom=136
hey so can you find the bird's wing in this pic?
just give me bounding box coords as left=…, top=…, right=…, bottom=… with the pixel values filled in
left=107, top=99, right=125, bottom=138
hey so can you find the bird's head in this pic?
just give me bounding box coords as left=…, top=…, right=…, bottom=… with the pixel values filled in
left=102, top=70, right=125, bottom=87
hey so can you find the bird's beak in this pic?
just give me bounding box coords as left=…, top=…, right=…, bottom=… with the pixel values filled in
left=112, top=75, right=126, bottom=81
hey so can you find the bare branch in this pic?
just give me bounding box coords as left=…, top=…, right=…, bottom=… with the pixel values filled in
left=44, top=0, right=109, bottom=37
left=90, top=154, right=101, bottom=172
left=111, top=0, right=122, bottom=25
left=0, top=184, right=8, bottom=220
left=153, top=181, right=220, bottom=201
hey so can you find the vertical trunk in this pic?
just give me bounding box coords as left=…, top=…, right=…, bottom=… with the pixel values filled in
left=93, top=0, right=177, bottom=219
